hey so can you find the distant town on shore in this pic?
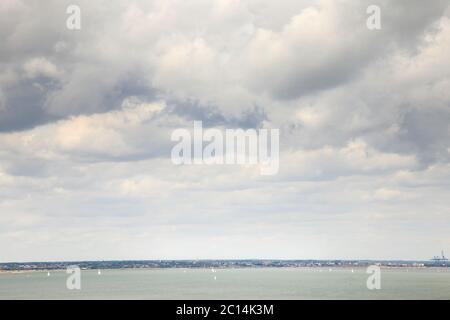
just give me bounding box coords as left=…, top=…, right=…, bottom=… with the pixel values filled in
left=1, top=259, right=448, bottom=272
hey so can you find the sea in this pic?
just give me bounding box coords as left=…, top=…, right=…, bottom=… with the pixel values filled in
left=0, top=267, right=449, bottom=300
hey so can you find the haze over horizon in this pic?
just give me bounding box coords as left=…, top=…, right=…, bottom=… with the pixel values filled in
left=1, top=0, right=450, bottom=262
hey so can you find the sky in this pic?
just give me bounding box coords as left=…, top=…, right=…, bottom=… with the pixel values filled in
left=0, top=0, right=450, bottom=262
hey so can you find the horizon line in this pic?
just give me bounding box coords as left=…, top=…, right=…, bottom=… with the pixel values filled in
left=0, top=258, right=438, bottom=264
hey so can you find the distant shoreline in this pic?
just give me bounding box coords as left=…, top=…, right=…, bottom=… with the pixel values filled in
left=1, top=259, right=448, bottom=272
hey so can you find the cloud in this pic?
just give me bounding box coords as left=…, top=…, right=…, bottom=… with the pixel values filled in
left=241, top=0, right=449, bottom=100
left=23, top=57, right=62, bottom=79
left=0, top=98, right=172, bottom=166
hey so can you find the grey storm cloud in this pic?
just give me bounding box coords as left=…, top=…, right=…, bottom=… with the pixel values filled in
left=397, top=108, right=450, bottom=165
left=0, top=0, right=450, bottom=261
left=167, top=100, right=267, bottom=128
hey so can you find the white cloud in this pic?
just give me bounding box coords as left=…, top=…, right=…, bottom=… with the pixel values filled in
left=23, top=57, right=62, bottom=79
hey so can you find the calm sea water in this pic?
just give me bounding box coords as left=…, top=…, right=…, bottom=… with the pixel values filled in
left=0, top=268, right=449, bottom=300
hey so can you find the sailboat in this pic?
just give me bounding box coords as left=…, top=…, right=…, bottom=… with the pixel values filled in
left=97, top=270, right=102, bottom=275
left=47, top=272, right=51, bottom=277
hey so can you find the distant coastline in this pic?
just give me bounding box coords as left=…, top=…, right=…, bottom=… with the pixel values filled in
left=1, top=259, right=449, bottom=272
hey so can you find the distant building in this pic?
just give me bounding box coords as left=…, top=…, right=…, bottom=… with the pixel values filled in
left=431, top=251, right=448, bottom=263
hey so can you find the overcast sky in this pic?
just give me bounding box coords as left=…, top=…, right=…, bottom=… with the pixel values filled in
left=1, top=0, right=450, bottom=262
